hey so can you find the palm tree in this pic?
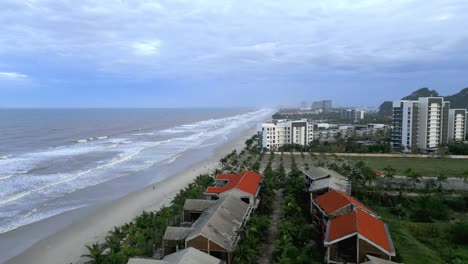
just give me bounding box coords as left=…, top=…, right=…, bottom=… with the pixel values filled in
left=436, top=173, right=448, bottom=192
left=383, top=165, right=396, bottom=191
left=405, top=168, right=421, bottom=191
left=82, top=242, right=107, bottom=264
left=462, top=170, right=468, bottom=189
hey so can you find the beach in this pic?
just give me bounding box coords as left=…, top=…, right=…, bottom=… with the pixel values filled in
left=5, top=128, right=255, bottom=264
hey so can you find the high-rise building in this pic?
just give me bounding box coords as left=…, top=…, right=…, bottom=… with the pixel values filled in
left=417, top=97, right=451, bottom=149
left=341, top=109, right=365, bottom=122
left=258, top=120, right=314, bottom=150
left=311, top=100, right=333, bottom=113
left=392, top=100, right=419, bottom=151
left=448, top=109, right=467, bottom=142
left=392, top=97, right=465, bottom=152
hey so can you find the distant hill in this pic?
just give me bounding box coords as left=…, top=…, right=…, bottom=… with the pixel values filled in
left=379, top=87, right=468, bottom=115
left=379, top=101, right=393, bottom=116
left=402, top=88, right=439, bottom=100
left=445, top=88, right=468, bottom=109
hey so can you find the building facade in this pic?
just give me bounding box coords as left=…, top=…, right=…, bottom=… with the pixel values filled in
left=312, top=100, right=333, bottom=113
left=392, top=97, right=466, bottom=152
left=448, top=109, right=467, bottom=142
left=341, top=109, right=366, bottom=122
left=391, top=100, right=419, bottom=151
left=259, top=120, right=314, bottom=149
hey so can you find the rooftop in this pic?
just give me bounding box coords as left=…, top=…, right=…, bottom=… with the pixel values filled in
left=309, top=175, right=351, bottom=194
left=206, top=171, right=262, bottom=196
left=304, top=166, right=347, bottom=181
left=325, top=209, right=395, bottom=255
left=127, top=247, right=221, bottom=264
left=183, top=199, right=217, bottom=212
left=186, top=193, right=251, bottom=251
left=314, top=190, right=374, bottom=215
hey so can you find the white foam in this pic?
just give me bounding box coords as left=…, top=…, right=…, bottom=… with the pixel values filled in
left=76, top=139, right=87, bottom=143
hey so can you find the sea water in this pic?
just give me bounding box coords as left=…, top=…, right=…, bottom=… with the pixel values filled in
left=0, top=108, right=273, bottom=235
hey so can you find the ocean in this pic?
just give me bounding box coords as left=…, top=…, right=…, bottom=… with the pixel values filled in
left=0, top=108, right=273, bottom=236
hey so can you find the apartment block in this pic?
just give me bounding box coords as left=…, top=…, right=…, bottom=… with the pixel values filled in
left=448, top=109, right=467, bottom=142
left=392, top=97, right=467, bottom=152
left=341, top=109, right=365, bottom=122
left=391, top=100, right=419, bottom=151
left=258, top=120, right=314, bottom=149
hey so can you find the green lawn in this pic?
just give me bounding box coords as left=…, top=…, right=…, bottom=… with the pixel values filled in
left=343, top=156, right=468, bottom=177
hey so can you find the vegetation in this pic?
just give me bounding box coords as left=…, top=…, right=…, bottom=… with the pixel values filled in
left=81, top=173, right=215, bottom=264
left=448, top=143, right=468, bottom=155
left=360, top=192, right=468, bottom=264
left=272, top=155, right=322, bottom=263
left=233, top=216, right=271, bottom=263
left=344, top=156, right=468, bottom=178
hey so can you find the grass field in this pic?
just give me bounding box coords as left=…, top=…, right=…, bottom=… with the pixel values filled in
left=343, top=156, right=468, bottom=177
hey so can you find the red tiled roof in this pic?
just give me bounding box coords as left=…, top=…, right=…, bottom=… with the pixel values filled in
left=326, top=209, right=393, bottom=253
left=314, top=190, right=373, bottom=215
left=206, top=171, right=263, bottom=195
left=374, top=170, right=384, bottom=177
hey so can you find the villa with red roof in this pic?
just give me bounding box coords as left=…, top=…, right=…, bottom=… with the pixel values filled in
left=204, top=171, right=263, bottom=206
left=324, top=209, right=396, bottom=263
left=311, top=190, right=377, bottom=234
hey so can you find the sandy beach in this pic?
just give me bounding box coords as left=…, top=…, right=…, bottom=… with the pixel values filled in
left=6, top=128, right=255, bottom=264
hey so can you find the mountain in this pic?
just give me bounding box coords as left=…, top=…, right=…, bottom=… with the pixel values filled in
left=402, top=88, right=439, bottom=100
left=379, top=101, right=393, bottom=116
left=379, top=87, right=468, bottom=115
left=445, top=88, right=468, bottom=109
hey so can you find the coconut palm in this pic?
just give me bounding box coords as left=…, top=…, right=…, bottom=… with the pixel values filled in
left=436, top=173, right=448, bottom=192
left=383, top=165, right=396, bottom=191
left=82, top=242, right=107, bottom=264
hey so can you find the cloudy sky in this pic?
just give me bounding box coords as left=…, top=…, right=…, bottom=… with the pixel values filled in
left=0, top=0, right=467, bottom=108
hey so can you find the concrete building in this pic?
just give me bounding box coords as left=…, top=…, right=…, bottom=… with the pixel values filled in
left=258, top=120, right=314, bottom=149
left=341, top=109, right=366, bottom=122
left=448, top=109, right=467, bottom=142
left=392, top=97, right=461, bottom=152
left=312, top=100, right=333, bottom=113
left=391, top=100, right=419, bottom=151
left=417, top=97, right=449, bottom=149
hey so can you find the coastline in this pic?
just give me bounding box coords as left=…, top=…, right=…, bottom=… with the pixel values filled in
left=5, top=128, right=255, bottom=264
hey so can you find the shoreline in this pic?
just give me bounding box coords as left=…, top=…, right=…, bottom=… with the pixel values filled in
left=5, top=128, right=255, bottom=264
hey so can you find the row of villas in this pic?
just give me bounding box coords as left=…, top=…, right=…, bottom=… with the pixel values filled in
left=128, top=171, right=263, bottom=264
left=304, top=167, right=399, bottom=264
left=392, top=97, right=467, bottom=152
left=258, top=120, right=389, bottom=150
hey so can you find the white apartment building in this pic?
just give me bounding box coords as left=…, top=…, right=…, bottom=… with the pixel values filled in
left=392, top=100, right=419, bottom=151
left=392, top=97, right=458, bottom=152
left=417, top=97, right=449, bottom=149
left=448, top=109, right=467, bottom=142
left=259, top=120, right=314, bottom=149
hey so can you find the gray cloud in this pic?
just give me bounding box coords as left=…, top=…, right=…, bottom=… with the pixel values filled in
left=0, top=0, right=467, bottom=79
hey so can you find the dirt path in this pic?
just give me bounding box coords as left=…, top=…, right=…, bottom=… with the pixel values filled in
left=258, top=188, right=284, bottom=264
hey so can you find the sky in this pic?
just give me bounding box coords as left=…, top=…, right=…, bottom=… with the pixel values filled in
left=0, top=0, right=468, bottom=108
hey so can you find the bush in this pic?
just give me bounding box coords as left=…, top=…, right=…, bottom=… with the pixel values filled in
left=451, top=223, right=468, bottom=245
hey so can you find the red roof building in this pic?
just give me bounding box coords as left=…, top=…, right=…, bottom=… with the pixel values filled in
left=324, top=209, right=395, bottom=263
left=205, top=171, right=263, bottom=204
left=314, top=190, right=375, bottom=217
